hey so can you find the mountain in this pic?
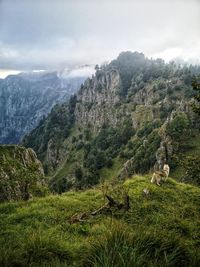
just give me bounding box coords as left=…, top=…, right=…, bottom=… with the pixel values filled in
left=0, top=67, right=92, bottom=144
left=23, top=51, right=200, bottom=193
left=1, top=52, right=200, bottom=267
left=0, top=145, right=45, bottom=201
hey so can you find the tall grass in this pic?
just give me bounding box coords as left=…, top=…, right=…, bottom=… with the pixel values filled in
left=82, top=222, right=191, bottom=267
left=0, top=176, right=200, bottom=266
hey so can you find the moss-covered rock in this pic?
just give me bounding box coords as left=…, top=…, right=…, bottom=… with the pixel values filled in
left=0, top=145, right=46, bottom=201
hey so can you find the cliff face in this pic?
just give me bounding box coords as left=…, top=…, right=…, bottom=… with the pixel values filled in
left=23, top=52, right=200, bottom=192
left=0, top=145, right=45, bottom=201
left=0, top=71, right=87, bottom=144
left=75, top=69, right=121, bottom=129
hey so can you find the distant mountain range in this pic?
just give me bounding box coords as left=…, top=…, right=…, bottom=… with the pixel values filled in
left=0, top=66, right=94, bottom=144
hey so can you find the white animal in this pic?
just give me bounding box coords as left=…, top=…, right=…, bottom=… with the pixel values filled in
left=151, top=164, right=170, bottom=186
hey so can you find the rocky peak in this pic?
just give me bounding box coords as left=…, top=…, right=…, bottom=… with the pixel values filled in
left=75, top=69, right=121, bottom=129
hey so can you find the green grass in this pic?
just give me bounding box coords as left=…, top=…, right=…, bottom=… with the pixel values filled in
left=0, top=176, right=200, bottom=266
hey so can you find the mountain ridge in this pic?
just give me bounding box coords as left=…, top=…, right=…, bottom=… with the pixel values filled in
left=23, top=51, right=200, bottom=193
left=0, top=69, right=90, bottom=144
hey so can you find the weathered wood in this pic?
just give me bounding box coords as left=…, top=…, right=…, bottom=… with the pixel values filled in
left=105, top=194, right=121, bottom=208
left=69, top=193, right=130, bottom=224
left=91, top=203, right=109, bottom=216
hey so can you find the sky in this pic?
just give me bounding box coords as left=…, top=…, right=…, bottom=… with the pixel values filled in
left=0, top=0, right=200, bottom=78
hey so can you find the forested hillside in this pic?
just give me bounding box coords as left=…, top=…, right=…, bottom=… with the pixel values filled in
left=23, top=52, right=200, bottom=193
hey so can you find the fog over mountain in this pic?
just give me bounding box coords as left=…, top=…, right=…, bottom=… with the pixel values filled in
left=0, top=68, right=91, bottom=144
left=0, top=0, right=200, bottom=77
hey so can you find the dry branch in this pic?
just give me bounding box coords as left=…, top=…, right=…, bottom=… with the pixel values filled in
left=69, top=193, right=130, bottom=224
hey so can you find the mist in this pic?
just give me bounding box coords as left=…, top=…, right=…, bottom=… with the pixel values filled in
left=0, top=0, right=200, bottom=75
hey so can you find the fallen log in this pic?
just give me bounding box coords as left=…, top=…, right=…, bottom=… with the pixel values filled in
left=91, top=203, right=110, bottom=216
left=69, top=193, right=130, bottom=224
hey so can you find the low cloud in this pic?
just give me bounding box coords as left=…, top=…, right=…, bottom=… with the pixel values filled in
left=0, top=0, right=200, bottom=71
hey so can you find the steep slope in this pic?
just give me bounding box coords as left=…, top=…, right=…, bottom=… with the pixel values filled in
left=23, top=52, right=200, bottom=192
left=0, top=70, right=88, bottom=144
left=0, top=176, right=199, bottom=266
left=0, top=145, right=45, bottom=201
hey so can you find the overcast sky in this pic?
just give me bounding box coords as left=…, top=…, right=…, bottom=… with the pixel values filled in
left=0, top=0, right=200, bottom=77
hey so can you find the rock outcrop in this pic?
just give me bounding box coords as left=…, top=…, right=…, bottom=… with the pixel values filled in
left=0, top=145, right=45, bottom=201
left=154, top=124, right=173, bottom=171
left=75, top=69, right=121, bottom=130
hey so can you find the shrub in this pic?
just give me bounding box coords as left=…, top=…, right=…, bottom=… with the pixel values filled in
left=181, top=155, right=200, bottom=185
left=76, top=141, right=84, bottom=150
left=166, top=114, right=189, bottom=141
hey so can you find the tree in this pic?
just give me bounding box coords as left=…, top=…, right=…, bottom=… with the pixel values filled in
left=95, top=64, right=100, bottom=71
left=74, top=165, right=84, bottom=189
left=192, top=77, right=200, bottom=115
left=166, top=114, right=189, bottom=141
left=181, top=156, right=200, bottom=185
left=74, top=165, right=83, bottom=181
left=179, top=78, right=200, bottom=186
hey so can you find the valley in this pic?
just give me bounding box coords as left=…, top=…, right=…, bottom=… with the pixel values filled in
left=0, top=69, right=89, bottom=144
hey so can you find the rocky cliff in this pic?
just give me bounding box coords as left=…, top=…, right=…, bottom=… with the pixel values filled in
left=23, top=52, right=200, bottom=192
left=0, top=70, right=88, bottom=144
left=0, top=145, right=45, bottom=201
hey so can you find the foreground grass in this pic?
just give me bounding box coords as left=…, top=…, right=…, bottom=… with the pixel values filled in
left=0, top=176, right=200, bottom=266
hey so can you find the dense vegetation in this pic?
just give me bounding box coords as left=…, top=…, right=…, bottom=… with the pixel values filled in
left=192, top=76, right=200, bottom=115
left=23, top=97, right=77, bottom=165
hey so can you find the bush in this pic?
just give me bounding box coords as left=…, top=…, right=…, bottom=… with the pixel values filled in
left=137, top=120, right=162, bottom=138
left=84, top=119, right=134, bottom=172
left=76, top=141, right=84, bottom=150
left=181, top=155, right=200, bottom=185
left=157, top=81, right=166, bottom=90
left=166, top=114, right=189, bottom=141
left=125, top=130, right=161, bottom=174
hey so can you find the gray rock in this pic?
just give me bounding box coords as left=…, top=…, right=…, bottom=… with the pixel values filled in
left=0, top=72, right=87, bottom=144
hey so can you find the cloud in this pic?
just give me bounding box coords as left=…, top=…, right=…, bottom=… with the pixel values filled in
left=0, top=0, right=200, bottom=71
left=60, top=65, right=95, bottom=79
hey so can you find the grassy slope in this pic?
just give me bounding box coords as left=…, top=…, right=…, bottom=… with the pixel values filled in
left=0, top=176, right=200, bottom=267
